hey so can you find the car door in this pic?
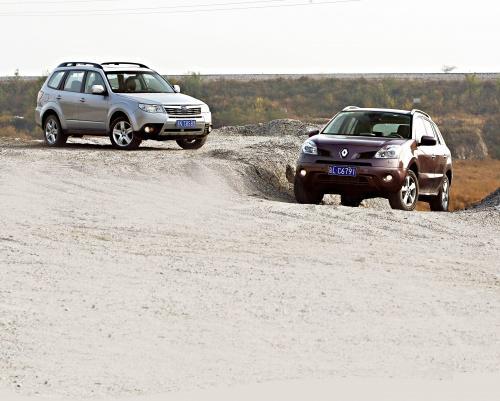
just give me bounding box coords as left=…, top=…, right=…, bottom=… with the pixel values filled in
left=430, top=122, right=450, bottom=181
left=413, top=117, right=437, bottom=194
left=78, top=71, right=109, bottom=133
left=59, top=70, right=85, bottom=129
left=421, top=118, right=443, bottom=192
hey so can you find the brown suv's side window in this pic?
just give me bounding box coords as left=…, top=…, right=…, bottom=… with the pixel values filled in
left=431, top=122, right=443, bottom=144
left=423, top=119, right=439, bottom=144
left=414, top=118, right=427, bottom=143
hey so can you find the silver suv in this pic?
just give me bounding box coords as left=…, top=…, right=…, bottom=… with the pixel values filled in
left=35, top=62, right=212, bottom=150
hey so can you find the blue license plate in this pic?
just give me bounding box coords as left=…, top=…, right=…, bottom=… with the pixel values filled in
left=176, top=120, right=196, bottom=129
left=328, top=165, right=357, bottom=177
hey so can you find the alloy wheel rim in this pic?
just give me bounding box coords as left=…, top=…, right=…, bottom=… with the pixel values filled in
left=401, top=175, right=417, bottom=207
left=112, top=121, right=133, bottom=146
left=45, top=119, right=58, bottom=144
left=442, top=179, right=449, bottom=208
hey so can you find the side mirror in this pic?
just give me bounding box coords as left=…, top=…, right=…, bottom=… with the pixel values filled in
left=91, top=84, right=106, bottom=95
left=173, top=85, right=181, bottom=93
left=419, top=135, right=437, bottom=146
left=307, top=129, right=320, bottom=137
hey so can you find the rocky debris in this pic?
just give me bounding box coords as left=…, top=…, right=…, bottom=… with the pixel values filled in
left=469, top=188, right=500, bottom=210
left=211, top=122, right=391, bottom=209
left=214, top=119, right=322, bottom=137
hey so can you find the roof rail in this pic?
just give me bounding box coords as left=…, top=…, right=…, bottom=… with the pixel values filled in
left=411, top=109, right=430, bottom=118
left=342, top=106, right=360, bottom=111
left=101, top=62, right=149, bottom=69
left=58, top=62, right=103, bottom=69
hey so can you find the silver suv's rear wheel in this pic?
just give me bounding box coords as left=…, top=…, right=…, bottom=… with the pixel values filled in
left=389, top=170, right=419, bottom=211
left=110, top=118, right=142, bottom=150
left=43, top=115, right=67, bottom=147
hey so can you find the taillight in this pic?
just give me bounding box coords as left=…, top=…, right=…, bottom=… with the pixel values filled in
left=37, top=90, right=44, bottom=104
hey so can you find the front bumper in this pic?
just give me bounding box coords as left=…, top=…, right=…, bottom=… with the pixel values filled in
left=131, top=109, right=212, bottom=138
left=296, top=160, right=407, bottom=197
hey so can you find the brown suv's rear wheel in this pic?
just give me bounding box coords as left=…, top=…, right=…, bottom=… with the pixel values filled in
left=294, top=176, right=324, bottom=204
left=429, top=176, right=450, bottom=212
left=388, top=170, right=419, bottom=211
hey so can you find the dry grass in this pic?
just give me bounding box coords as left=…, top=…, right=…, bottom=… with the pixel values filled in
left=417, top=159, right=500, bottom=211
left=0, top=125, right=32, bottom=139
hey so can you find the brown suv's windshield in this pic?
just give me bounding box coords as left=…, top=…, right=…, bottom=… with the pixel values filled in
left=105, top=71, right=174, bottom=94
left=323, top=111, right=412, bottom=139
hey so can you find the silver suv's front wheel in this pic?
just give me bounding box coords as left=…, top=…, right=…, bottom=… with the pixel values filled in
left=43, top=114, right=67, bottom=147
left=110, top=117, right=142, bottom=150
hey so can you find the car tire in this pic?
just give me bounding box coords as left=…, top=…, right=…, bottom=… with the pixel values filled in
left=340, top=194, right=362, bottom=207
left=109, top=117, right=142, bottom=150
left=388, top=170, right=419, bottom=211
left=429, top=176, right=450, bottom=212
left=176, top=136, right=207, bottom=150
left=294, top=175, right=324, bottom=204
left=43, top=114, right=67, bottom=147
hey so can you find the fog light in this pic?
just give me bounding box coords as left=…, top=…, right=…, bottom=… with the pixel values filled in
left=300, top=169, right=307, bottom=177
left=145, top=126, right=154, bottom=134
left=383, top=174, right=393, bottom=182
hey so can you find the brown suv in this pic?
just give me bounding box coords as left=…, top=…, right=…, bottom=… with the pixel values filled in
left=294, top=107, right=452, bottom=211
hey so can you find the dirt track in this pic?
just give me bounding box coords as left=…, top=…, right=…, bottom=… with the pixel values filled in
left=0, top=133, right=499, bottom=400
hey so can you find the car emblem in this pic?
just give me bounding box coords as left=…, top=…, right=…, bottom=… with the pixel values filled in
left=181, top=106, right=187, bottom=111
left=340, top=148, right=349, bottom=158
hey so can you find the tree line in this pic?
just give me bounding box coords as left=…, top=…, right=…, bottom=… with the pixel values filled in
left=0, top=73, right=499, bottom=158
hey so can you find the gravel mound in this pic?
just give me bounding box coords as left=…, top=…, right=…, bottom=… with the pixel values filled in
left=215, top=119, right=322, bottom=137
left=470, top=188, right=500, bottom=210
left=211, top=121, right=391, bottom=209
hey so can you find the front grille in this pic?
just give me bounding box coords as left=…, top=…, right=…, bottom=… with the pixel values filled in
left=316, top=174, right=371, bottom=186
left=164, top=106, right=201, bottom=116
left=315, top=160, right=372, bottom=166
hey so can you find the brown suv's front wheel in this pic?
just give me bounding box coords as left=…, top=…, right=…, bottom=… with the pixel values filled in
left=389, top=170, right=419, bottom=211
left=294, top=175, right=324, bottom=204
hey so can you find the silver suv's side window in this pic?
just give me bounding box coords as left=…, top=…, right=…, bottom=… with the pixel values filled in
left=84, top=72, right=105, bottom=94
left=63, top=71, right=85, bottom=93
left=47, top=71, right=65, bottom=89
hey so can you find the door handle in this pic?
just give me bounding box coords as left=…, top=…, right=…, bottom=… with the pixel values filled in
left=80, top=98, right=86, bottom=103
left=431, top=154, right=436, bottom=159
left=56, top=95, right=62, bottom=100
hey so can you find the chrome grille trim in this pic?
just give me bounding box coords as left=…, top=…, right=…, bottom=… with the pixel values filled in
left=164, top=106, right=202, bottom=116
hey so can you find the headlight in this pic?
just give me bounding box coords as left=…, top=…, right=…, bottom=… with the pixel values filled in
left=138, top=103, right=165, bottom=113
left=374, top=145, right=402, bottom=159
left=301, top=139, right=318, bottom=155
left=200, top=104, right=210, bottom=113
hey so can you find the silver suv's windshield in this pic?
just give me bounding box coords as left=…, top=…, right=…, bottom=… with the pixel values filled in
left=323, top=111, right=412, bottom=139
left=105, top=71, right=174, bottom=94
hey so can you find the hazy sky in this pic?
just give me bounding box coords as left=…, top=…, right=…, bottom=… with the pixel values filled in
left=0, top=0, right=498, bottom=76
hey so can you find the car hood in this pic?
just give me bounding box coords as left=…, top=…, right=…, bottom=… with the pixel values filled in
left=313, top=135, right=408, bottom=159
left=116, top=92, right=205, bottom=106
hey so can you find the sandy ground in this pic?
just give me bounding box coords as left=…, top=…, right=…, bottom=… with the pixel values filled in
left=0, top=134, right=499, bottom=401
